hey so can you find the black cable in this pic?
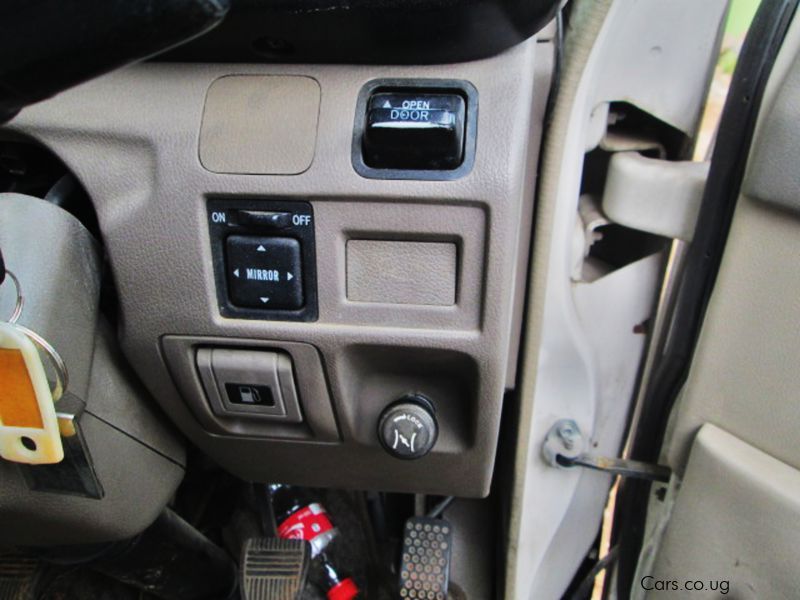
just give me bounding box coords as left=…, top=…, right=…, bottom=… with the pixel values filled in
left=44, top=173, right=78, bottom=208
left=359, top=492, right=395, bottom=598
left=426, top=496, right=455, bottom=519
left=569, top=546, right=619, bottom=600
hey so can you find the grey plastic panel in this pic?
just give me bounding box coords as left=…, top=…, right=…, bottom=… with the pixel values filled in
left=0, top=196, right=184, bottom=547
left=5, top=37, right=552, bottom=497
left=1, top=324, right=186, bottom=547
left=197, top=348, right=302, bottom=422
left=0, top=321, right=185, bottom=547
left=89, top=320, right=185, bottom=465
left=0, top=411, right=183, bottom=547
left=650, top=425, right=800, bottom=599
left=164, top=336, right=338, bottom=442
left=0, top=194, right=100, bottom=401
left=744, top=48, right=800, bottom=214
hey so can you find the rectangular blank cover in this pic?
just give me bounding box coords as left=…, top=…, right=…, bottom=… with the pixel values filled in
left=199, top=75, right=320, bottom=175
left=347, top=240, right=457, bottom=306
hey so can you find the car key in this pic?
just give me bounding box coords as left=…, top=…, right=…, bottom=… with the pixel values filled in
left=0, top=265, right=65, bottom=464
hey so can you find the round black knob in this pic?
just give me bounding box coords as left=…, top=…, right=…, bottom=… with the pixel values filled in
left=377, top=394, right=438, bottom=460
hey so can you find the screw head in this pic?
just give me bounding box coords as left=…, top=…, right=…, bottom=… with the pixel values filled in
left=556, top=421, right=581, bottom=450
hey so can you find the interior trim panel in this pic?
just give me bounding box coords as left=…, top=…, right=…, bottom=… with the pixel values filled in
left=7, top=37, right=552, bottom=497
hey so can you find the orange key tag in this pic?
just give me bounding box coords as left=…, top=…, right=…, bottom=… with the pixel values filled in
left=0, top=321, right=63, bottom=464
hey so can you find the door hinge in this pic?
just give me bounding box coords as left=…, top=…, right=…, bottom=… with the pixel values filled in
left=542, top=419, right=672, bottom=483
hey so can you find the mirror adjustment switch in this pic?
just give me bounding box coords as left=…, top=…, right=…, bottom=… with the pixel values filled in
left=363, top=92, right=466, bottom=170
left=226, top=235, right=303, bottom=309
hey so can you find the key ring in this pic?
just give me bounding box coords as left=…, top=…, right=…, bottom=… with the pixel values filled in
left=3, top=269, right=23, bottom=325
left=2, top=269, right=68, bottom=401
left=13, top=323, right=68, bottom=402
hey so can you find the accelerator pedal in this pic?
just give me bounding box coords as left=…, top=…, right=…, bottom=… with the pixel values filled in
left=0, top=554, right=41, bottom=600
left=399, top=516, right=453, bottom=600
left=241, top=538, right=310, bottom=600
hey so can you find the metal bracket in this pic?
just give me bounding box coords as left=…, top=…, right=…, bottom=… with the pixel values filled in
left=542, top=419, right=671, bottom=483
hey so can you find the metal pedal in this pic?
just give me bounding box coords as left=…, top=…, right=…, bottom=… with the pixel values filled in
left=399, top=516, right=452, bottom=600
left=0, top=554, right=40, bottom=600
left=240, top=538, right=310, bottom=600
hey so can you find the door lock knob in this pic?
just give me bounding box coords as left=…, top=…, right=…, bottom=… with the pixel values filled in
left=377, top=394, right=438, bottom=460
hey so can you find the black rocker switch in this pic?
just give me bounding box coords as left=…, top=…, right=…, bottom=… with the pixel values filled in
left=235, top=210, right=293, bottom=230
left=226, top=235, right=303, bottom=310
left=363, top=92, right=466, bottom=170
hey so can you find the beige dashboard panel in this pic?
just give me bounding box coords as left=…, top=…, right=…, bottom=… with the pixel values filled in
left=6, top=37, right=552, bottom=497
left=199, top=75, right=321, bottom=174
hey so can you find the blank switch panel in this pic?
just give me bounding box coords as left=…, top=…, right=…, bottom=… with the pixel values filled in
left=346, top=240, right=457, bottom=306
left=200, top=75, right=321, bottom=175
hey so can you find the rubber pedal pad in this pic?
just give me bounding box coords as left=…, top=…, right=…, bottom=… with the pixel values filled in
left=0, top=554, right=40, bottom=600
left=398, top=516, right=452, bottom=600
left=240, top=538, right=310, bottom=600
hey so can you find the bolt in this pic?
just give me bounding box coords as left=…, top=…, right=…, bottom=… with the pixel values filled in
left=557, top=421, right=581, bottom=451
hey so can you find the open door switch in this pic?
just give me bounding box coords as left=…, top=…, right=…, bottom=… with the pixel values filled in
left=363, top=91, right=466, bottom=170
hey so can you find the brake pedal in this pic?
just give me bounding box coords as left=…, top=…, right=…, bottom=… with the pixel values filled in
left=240, top=538, right=310, bottom=600
left=0, top=554, right=40, bottom=600
left=399, top=516, right=452, bottom=600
